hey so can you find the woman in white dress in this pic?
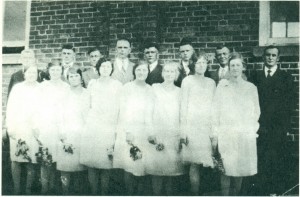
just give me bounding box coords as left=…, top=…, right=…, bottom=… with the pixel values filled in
left=113, top=61, right=154, bottom=195
left=79, top=58, right=122, bottom=195
left=6, top=66, right=40, bottom=195
left=36, top=60, right=69, bottom=194
left=145, top=62, right=185, bottom=195
left=180, top=53, right=216, bottom=195
left=56, top=67, right=88, bottom=195
left=212, top=53, right=260, bottom=195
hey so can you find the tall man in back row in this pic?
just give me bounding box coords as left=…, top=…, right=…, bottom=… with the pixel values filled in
left=111, top=38, right=135, bottom=84
left=249, top=45, right=295, bottom=195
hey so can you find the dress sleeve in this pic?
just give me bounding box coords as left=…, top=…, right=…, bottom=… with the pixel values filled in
left=251, top=85, right=261, bottom=134
left=211, top=85, right=222, bottom=138
left=6, top=85, right=20, bottom=137
left=145, top=86, right=155, bottom=137
left=179, top=78, right=190, bottom=138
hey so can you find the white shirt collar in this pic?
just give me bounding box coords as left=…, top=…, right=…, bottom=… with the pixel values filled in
left=264, top=65, right=278, bottom=77
left=181, top=61, right=190, bottom=75
left=218, top=66, right=228, bottom=76
left=149, top=61, right=158, bottom=72
left=63, top=62, right=74, bottom=68
left=115, top=58, right=129, bottom=71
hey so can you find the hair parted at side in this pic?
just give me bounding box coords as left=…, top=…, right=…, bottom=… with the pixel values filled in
left=228, top=52, right=246, bottom=68
left=132, top=60, right=149, bottom=80
left=179, top=37, right=194, bottom=48
left=95, top=57, right=113, bottom=76
left=263, top=45, right=280, bottom=56
left=117, top=37, right=132, bottom=47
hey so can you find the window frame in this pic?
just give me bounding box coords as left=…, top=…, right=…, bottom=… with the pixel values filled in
left=2, top=0, right=31, bottom=64
left=259, top=1, right=299, bottom=46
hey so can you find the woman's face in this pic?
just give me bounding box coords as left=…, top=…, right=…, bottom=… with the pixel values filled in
left=229, top=59, right=245, bottom=78
left=135, top=64, right=149, bottom=81
left=99, top=61, right=113, bottom=77
left=195, top=57, right=208, bottom=75
left=162, top=66, right=177, bottom=82
left=49, top=65, right=62, bottom=81
left=24, top=67, right=38, bottom=82
left=68, top=73, right=82, bottom=87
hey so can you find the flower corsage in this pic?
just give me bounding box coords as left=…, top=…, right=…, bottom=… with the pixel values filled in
left=129, top=143, right=142, bottom=161
left=15, top=139, right=32, bottom=162
left=35, top=138, right=53, bottom=166
left=148, top=136, right=165, bottom=151
left=60, top=139, right=75, bottom=154
left=212, top=145, right=225, bottom=174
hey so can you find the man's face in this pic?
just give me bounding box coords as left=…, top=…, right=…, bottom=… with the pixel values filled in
left=61, top=49, right=75, bottom=64
left=263, top=48, right=279, bottom=68
left=89, top=50, right=102, bottom=67
left=215, top=47, right=230, bottom=67
left=144, top=47, right=159, bottom=64
left=179, top=44, right=194, bottom=61
left=20, top=53, right=36, bottom=69
left=116, top=40, right=131, bottom=59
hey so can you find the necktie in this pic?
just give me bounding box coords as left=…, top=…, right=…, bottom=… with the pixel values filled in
left=267, top=69, right=271, bottom=78
left=220, top=68, right=225, bottom=79
left=121, top=61, right=126, bottom=76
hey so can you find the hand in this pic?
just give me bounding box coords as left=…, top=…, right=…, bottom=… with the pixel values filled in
left=32, top=128, right=39, bottom=139
left=148, top=136, right=157, bottom=145
left=126, top=132, right=134, bottom=145
left=180, top=137, right=188, bottom=146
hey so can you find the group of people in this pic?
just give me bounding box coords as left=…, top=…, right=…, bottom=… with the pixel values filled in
left=4, top=37, right=295, bottom=196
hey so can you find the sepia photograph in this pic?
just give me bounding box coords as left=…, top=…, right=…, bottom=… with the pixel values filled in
left=1, top=0, right=299, bottom=196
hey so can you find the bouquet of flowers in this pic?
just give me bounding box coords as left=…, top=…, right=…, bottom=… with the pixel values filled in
left=107, top=146, right=114, bottom=161
left=60, top=139, right=75, bottom=154
left=127, top=141, right=142, bottom=161
left=35, top=138, right=53, bottom=167
left=148, top=136, right=165, bottom=151
left=212, top=145, right=225, bottom=174
left=15, top=139, right=32, bottom=162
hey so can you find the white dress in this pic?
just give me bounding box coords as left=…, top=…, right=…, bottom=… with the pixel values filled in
left=113, top=82, right=154, bottom=176
left=56, top=88, right=89, bottom=172
left=144, top=84, right=185, bottom=176
left=180, top=76, right=216, bottom=167
left=6, top=82, right=40, bottom=163
left=80, top=78, right=122, bottom=169
left=212, top=79, right=260, bottom=176
left=37, top=80, right=69, bottom=162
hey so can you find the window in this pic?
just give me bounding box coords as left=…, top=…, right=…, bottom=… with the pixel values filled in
left=2, top=1, right=31, bottom=64
left=259, top=1, right=299, bottom=46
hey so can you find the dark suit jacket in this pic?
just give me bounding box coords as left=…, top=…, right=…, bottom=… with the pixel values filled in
left=175, top=61, right=194, bottom=87
left=146, top=64, right=164, bottom=85
left=7, top=69, right=48, bottom=98
left=249, top=67, right=295, bottom=146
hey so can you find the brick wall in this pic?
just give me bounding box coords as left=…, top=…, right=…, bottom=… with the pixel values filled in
left=2, top=1, right=299, bottom=140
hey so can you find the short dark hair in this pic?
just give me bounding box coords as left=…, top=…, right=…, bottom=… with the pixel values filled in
left=62, top=44, right=75, bottom=52
left=66, top=67, right=85, bottom=88
left=179, top=37, right=194, bottom=48
left=117, top=38, right=132, bottom=47
left=88, top=47, right=102, bottom=55
left=95, top=57, right=113, bottom=76
left=263, top=45, right=280, bottom=56
left=143, top=42, right=159, bottom=51
left=132, top=60, right=149, bottom=80
left=215, top=45, right=231, bottom=55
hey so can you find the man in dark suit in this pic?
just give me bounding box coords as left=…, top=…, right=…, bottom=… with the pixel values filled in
left=209, top=45, right=247, bottom=85
left=175, top=37, right=197, bottom=87
left=61, top=44, right=77, bottom=80
left=7, top=49, right=47, bottom=98
left=144, top=42, right=164, bottom=85
left=249, top=45, right=295, bottom=195
left=82, top=47, right=102, bottom=87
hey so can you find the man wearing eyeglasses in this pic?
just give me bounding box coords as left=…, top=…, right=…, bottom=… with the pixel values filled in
left=144, top=42, right=164, bottom=85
